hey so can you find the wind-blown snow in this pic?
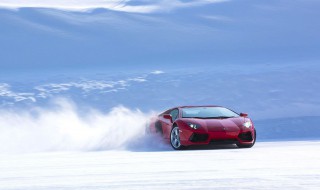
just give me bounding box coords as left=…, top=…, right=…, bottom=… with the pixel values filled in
left=0, top=99, right=154, bottom=153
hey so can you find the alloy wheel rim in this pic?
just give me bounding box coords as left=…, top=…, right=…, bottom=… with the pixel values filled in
left=171, top=127, right=181, bottom=148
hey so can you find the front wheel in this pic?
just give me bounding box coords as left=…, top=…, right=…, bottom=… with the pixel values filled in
left=236, top=129, right=256, bottom=148
left=170, top=126, right=185, bottom=150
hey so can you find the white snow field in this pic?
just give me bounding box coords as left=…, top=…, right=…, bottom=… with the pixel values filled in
left=0, top=141, right=319, bottom=190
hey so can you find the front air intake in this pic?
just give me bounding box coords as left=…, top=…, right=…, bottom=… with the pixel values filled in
left=238, top=132, right=253, bottom=141
left=189, top=133, right=209, bottom=142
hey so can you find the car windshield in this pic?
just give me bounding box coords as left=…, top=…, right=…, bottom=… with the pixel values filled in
left=182, top=107, right=239, bottom=118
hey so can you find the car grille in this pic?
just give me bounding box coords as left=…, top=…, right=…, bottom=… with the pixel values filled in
left=189, top=133, right=209, bottom=142
left=238, top=132, right=253, bottom=141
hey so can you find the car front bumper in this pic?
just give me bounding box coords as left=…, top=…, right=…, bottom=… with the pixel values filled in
left=179, top=128, right=255, bottom=146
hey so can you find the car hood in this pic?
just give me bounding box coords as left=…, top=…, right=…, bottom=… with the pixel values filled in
left=182, top=117, right=249, bottom=132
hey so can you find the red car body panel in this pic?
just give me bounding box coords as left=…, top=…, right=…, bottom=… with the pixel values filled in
left=148, top=106, right=256, bottom=148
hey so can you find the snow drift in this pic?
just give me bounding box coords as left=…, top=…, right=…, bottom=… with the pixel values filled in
left=0, top=98, right=154, bottom=153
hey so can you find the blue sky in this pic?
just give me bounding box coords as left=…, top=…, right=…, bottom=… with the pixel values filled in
left=0, top=0, right=319, bottom=74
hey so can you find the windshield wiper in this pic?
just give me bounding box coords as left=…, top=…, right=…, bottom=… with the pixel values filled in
left=216, top=116, right=235, bottom=118
left=186, top=116, right=235, bottom=119
left=202, top=116, right=235, bottom=119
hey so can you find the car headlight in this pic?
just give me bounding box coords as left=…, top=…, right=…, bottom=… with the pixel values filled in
left=188, top=123, right=200, bottom=129
left=243, top=121, right=252, bottom=128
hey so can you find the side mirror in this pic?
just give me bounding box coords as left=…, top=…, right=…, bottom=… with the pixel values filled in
left=240, top=113, right=248, bottom=117
left=163, top=114, right=173, bottom=122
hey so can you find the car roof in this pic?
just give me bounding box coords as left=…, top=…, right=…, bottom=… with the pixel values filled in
left=171, top=105, right=221, bottom=110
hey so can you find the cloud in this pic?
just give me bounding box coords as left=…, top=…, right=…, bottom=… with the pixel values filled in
left=0, top=0, right=229, bottom=13
left=151, top=70, right=165, bottom=75
left=35, top=80, right=118, bottom=98
left=34, top=77, right=147, bottom=98
left=0, top=71, right=162, bottom=106
left=201, top=15, right=233, bottom=22
left=0, top=83, right=36, bottom=103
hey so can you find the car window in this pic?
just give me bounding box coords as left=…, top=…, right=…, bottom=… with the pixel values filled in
left=170, top=109, right=179, bottom=121
left=182, top=107, right=239, bottom=118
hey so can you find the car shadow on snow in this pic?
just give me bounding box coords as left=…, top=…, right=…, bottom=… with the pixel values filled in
left=126, top=135, right=239, bottom=152
left=186, top=144, right=238, bottom=151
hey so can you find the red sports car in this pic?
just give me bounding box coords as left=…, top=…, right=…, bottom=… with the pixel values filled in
left=147, top=106, right=256, bottom=150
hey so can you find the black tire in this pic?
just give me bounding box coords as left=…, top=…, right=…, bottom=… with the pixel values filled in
left=236, top=129, right=256, bottom=148
left=170, top=126, right=185, bottom=150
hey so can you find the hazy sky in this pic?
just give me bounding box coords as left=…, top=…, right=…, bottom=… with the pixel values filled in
left=0, top=0, right=319, bottom=73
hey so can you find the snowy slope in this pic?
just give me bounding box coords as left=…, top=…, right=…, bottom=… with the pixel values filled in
left=0, top=141, right=319, bottom=190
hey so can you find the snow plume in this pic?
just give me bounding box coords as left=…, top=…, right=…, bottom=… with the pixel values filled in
left=0, top=98, right=157, bottom=153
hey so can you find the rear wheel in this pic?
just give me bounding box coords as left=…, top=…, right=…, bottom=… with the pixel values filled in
left=237, top=129, right=256, bottom=148
left=170, top=126, right=185, bottom=150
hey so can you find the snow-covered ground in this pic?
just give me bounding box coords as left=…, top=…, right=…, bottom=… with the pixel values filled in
left=1, top=140, right=319, bottom=190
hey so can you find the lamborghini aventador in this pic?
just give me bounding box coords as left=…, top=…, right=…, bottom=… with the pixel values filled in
left=147, top=106, right=256, bottom=150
